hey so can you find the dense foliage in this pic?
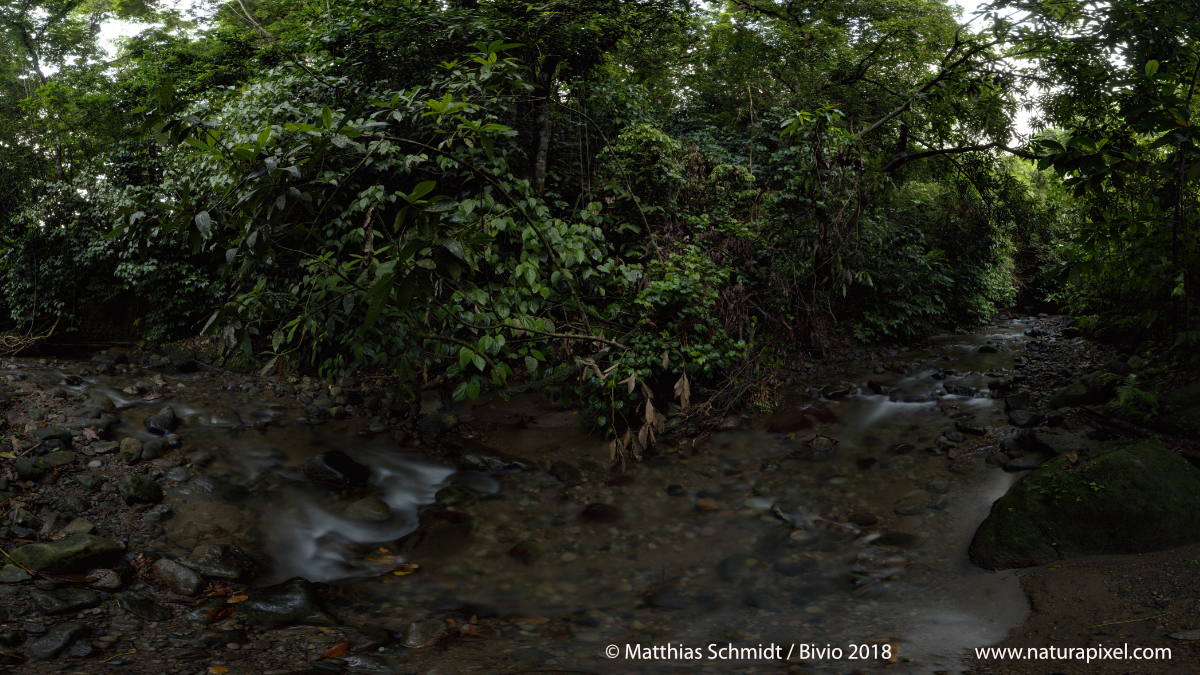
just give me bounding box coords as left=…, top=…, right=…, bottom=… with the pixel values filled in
left=1, top=0, right=1196, bottom=444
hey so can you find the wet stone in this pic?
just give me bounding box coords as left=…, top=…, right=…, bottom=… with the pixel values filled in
left=117, top=475, right=163, bottom=503
left=1005, top=453, right=1053, bottom=472
left=141, top=438, right=168, bottom=461
left=31, top=587, right=101, bottom=615
left=15, top=457, right=48, bottom=478
left=303, top=450, right=370, bottom=490
left=73, top=472, right=102, bottom=491
left=32, top=427, right=72, bottom=443
left=67, top=640, right=94, bottom=658
left=24, top=621, right=88, bottom=660
left=549, top=460, right=582, bottom=485
left=887, top=444, right=915, bottom=455
left=945, top=431, right=965, bottom=443
left=402, top=619, right=446, bottom=648
left=119, top=438, right=143, bottom=464
left=954, top=421, right=986, bottom=436
left=166, top=467, right=190, bottom=482
left=144, top=405, right=179, bottom=434
left=43, top=451, right=76, bottom=467
left=927, top=478, right=950, bottom=494
left=116, top=592, right=172, bottom=621
left=849, top=512, right=879, bottom=527
left=508, top=541, right=543, bottom=566
left=181, top=545, right=258, bottom=580
left=1008, top=410, right=1042, bottom=428
left=237, top=577, right=339, bottom=629
left=142, top=504, right=171, bottom=523
left=344, top=496, right=391, bottom=521
left=89, top=442, right=118, bottom=455
left=943, top=384, right=977, bottom=397
left=60, top=519, right=94, bottom=535
left=9, top=534, right=122, bottom=573
left=0, top=565, right=30, bottom=583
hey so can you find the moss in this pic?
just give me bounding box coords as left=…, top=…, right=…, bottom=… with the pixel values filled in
left=970, top=441, right=1200, bottom=570
left=1164, top=381, right=1200, bottom=409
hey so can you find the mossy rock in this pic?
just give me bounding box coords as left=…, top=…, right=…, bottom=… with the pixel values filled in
left=1046, top=371, right=1116, bottom=409
left=1163, top=381, right=1200, bottom=409
left=970, top=441, right=1200, bottom=570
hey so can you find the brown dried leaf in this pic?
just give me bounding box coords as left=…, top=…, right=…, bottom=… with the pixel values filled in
left=673, top=373, right=691, bottom=410
left=82, top=428, right=100, bottom=442
left=226, top=594, right=248, bottom=604
left=617, top=372, right=636, bottom=394
left=323, top=642, right=349, bottom=658
left=644, top=399, right=656, bottom=428
left=661, top=351, right=668, bottom=369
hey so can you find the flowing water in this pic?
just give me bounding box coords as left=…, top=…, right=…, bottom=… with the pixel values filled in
left=6, top=317, right=1046, bottom=673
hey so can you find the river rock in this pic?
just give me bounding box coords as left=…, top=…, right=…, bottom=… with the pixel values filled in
left=303, top=450, right=370, bottom=489
left=943, top=384, right=977, bottom=397
left=153, top=559, right=204, bottom=596
left=119, top=438, right=143, bottom=464
left=24, top=622, right=88, bottom=660
left=970, top=441, right=1200, bottom=570
left=236, top=577, right=339, bottom=629
left=766, top=394, right=836, bottom=433
left=1008, top=410, right=1042, bottom=428
left=820, top=383, right=853, bottom=399
left=116, top=592, right=172, bottom=621
left=1004, top=392, right=1030, bottom=411
left=954, top=421, right=985, bottom=436
left=0, top=565, right=30, bottom=583
left=144, top=406, right=179, bottom=434
left=402, top=619, right=446, bottom=648
left=1028, top=432, right=1091, bottom=456
left=31, top=588, right=101, bottom=615
left=875, top=531, right=925, bottom=548
left=979, top=344, right=998, bottom=353
left=1004, top=453, right=1053, bottom=471
left=164, top=345, right=198, bottom=372
left=117, top=475, right=163, bottom=503
left=1047, top=371, right=1116, bottom=409
left=89, top=441, right=118, bottom=455
left=344, top=496, right=391, bottom=521
left=60, top=519, right=94, bottom=535
left=419, top=390, right=443, bottom=415
left=9, top=534, right=122, bottom=573
left=43, top=451, right=76, bottom=467
left=15, top=457, right=48, bottom=478
left=173, top=473, right=249, bottom=501
left=181, top=545, right=258, bottom=580
left=453, top=445, right=529, bottom=472
left=33, top=427, right=72, bottom=443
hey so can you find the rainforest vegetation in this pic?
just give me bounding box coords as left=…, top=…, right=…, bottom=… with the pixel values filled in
left=1, top=0, right=1198, bottom=453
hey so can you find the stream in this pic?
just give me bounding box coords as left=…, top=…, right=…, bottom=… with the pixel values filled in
left=1, top=317, right=1049, bottom=674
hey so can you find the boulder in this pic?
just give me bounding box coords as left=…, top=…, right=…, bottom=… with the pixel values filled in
left=236, top=578, right=339, bottom=629
left=1004, top=392, right=1031, bottom=412
left=9, top=534, right=122, bottom=573
left=24, top=622, right=89, bottom=660
left=181, top=545, right=257, bottom=580
left=119, top=438, right=143, bottom=464
left=153, top=559, right=205, bottom=595
left=1007, top=410, right=1042, bottom=428
left=1047, top=371, right=1116, bottom=409
left=1027, top=432, right=1091, bottom=456
left=970, top=441, right=1200, bottom=570
left=31, top=588, right=101, bottom=615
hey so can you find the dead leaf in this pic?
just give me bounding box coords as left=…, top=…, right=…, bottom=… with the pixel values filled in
left=673, top=373, right=690, bottom=410
left=0, top=452, right=13, bottom=460
left=226, top=594, right=248, bottom=604
left=82, top=428, right=100, bottom=441
left=209, top=667, right=230, bottom=675
left=661, top=351, right=668, bottom=368
left=696, top=498, right=722, bottom=511
left=1066, top=451, right=1079, bottom=463
left=617, top=372, right=635, bottom=394
left=323, top=642, right=349, bottom=658
left=9, top=437, right=19, bottom=453
left=142, top=393, right=165, bottom=401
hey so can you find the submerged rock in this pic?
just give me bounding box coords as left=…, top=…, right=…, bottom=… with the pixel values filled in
left=401, top=619, right=446, bottom=648
left=116, top=592, right=172, bottom=621
left=303, top=450, right=370, bottom=490
left=344, top=496, right=391, bottom=521
left=765, top=394, right=836, bottom=433
left=117, top=475, right=163, bottom=503
left=31, top=588, right=100, bottom=615
left=236, top=578, right=339, bottom=629
left=181, top=545, right=258, bottom=580
left=970, top=441, right=1200, bottom=570
left=9, top=534, right=122, bottom=573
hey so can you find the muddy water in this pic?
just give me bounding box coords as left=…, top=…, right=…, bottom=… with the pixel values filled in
left=8, top=318, right=1043, bottom=673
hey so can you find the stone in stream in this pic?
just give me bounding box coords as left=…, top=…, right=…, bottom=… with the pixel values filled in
left=9, top=534, right=122, bottom=573
left=89, top=441, right=118, bottom=455
left=549, top=460, right=582, bottom=485
left=970, top=440, right=1200, bottom=570
left=144, top=405, right=179, bottom=434
left=979, top=344, right=998, bottom=353
left=507, top=541, right=544, bottom=566
left=943, top=384, right=977, bottom=397
left=117, top=475, right=163, bottom=503
left=163, top=345, right=198, bottom=372
left=402, top=619, right=446, bottom=648
left=303, top=450, right=370, bottom=490
left=24, top=622, right=89, bottom=660
left=209, top=409, right=242, bottom=426
left=173, top=473, right=249, bottom=501
left=820, top=383, right=853, bottom=399
left=115, top=592, right=172, bottom=621
left=1004, top=453, right=1053, bottom=471
left=31, top=588, right=101, bottom=615
left=954, top=421, right=986, bottom=436
left=766, top=393, right=837, bottom=433
left=875, top=531, right=925, bottom=548
left=236, top=577, right=339, bottom=629
left=118, top=438, right=142, bottom=464
left=43, top=451, right=76, bottom=467
left=944, top=430, right=965, bottom=443
left=419, top=390, right=444, bottom=415
left=60, top=519, right=95, bottom=535
left=453, top=445, right=529, bottom=473
left=142, top=504, right=171, bottom=523
left=344, top=496, right=391, bottom=521
left=181, top=545, right=258, bottom=580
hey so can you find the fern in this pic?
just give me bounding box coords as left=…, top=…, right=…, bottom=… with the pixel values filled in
left=1110, top=377, right=1159, bottom=425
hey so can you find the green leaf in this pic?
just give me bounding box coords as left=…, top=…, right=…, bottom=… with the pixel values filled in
left=195, top=211, right=212, bottom=239
left=472, top=354, right=486, bottom=371
left=321, top=105, right=334, bottom=130
left=1145, top=60, right=1159, bottom=77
